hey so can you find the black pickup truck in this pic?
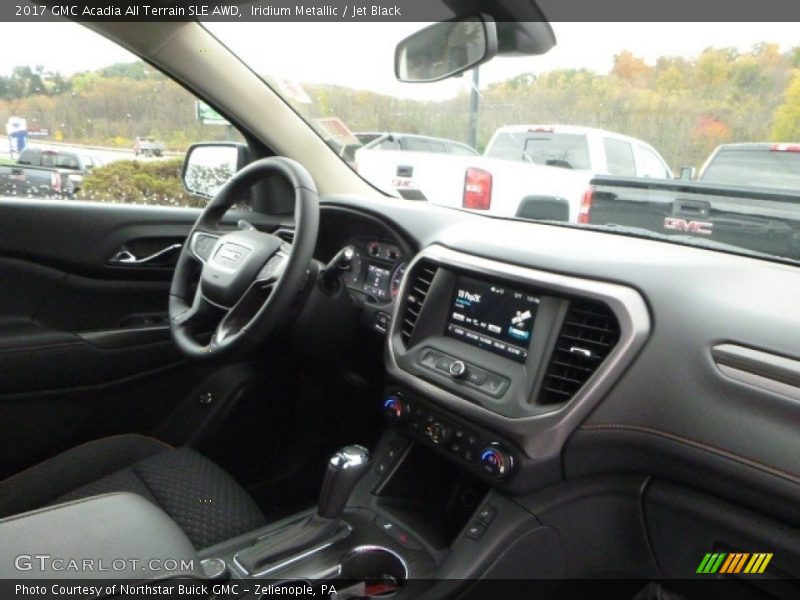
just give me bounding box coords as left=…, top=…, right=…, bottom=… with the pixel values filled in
left=581, top=143, right=800, bottom=262
left=0, top=148, right=100, bottom=198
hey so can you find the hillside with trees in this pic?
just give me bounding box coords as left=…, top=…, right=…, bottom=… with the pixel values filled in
left=0, top=42, right=798, bottom=171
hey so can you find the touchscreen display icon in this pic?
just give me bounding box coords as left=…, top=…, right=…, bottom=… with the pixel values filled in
left=445, top=275, right=539, bottom=364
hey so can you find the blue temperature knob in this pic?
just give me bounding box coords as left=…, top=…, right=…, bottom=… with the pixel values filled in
left=480, top=443, right=513, bottom=478
left=382, top=395, right=406, bottom=421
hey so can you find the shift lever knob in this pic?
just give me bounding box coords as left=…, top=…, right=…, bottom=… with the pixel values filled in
left=317, top=445, right=371, bottom=520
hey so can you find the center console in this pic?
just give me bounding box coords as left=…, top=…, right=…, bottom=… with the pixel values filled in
left=385, top=244, right=650, bottom=490
left=188, top=246, right=650, bottom=597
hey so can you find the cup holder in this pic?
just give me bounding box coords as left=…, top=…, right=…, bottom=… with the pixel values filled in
left=337, top=545, right=408, bottom=597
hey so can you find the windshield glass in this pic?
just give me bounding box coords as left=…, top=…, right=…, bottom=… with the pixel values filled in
left=207, top=21, right=800, bottom=263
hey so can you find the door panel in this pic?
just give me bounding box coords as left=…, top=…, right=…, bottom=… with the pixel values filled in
left=0, top=198, right=291, bottom=476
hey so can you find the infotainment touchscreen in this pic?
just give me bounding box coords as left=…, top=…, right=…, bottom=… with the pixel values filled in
left=445, top=275, right=540, bottom=363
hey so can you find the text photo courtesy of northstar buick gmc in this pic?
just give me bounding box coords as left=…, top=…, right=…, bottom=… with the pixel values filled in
left=1, top=3, right=800, bottom=600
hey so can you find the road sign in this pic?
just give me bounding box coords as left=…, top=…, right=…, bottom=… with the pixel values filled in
left=195, top=101, right=229, bottom=126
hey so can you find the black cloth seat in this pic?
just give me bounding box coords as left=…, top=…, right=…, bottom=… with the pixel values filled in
left=0, top=434, right=266, bottom=549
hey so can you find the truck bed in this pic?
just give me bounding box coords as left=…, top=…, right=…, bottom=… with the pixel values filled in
left=586, top=175, right=800, bottom=261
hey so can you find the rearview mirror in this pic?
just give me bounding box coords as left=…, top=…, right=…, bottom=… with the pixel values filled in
left=395, top=16, right=497, bottom=83
left=182, top=142, right=250, bottom=197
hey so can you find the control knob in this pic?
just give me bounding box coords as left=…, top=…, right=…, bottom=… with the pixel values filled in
left=425, top=421, right=453, bottom=445
left=479, top=443, right=513, bottom=479
left=382, top=395, right=407, bottom=421
left=449, top=360, right=467, bottom=379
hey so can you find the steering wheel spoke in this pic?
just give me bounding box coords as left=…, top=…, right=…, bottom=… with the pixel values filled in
left=255, top=249, right=289, bottom=286
left=170, top=286, right=215, bottom=328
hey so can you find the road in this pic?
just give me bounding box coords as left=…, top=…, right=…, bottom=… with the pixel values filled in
left=0, top=136, right=176, bottom=165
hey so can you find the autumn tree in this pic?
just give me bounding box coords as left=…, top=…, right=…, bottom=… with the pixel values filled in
left=771, top=71, right=800, bottom=141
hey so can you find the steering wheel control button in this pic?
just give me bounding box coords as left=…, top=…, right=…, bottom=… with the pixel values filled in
left=383, top=395, right=406, bottom=421
left=192, top=234, right=218, bottom=261
left=480, top=444, right=513, bottom=479
left=449, top=360, right=467, bottom=379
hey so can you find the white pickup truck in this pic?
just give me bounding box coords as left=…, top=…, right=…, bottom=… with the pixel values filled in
left=355, top=125, right=674, bottom=222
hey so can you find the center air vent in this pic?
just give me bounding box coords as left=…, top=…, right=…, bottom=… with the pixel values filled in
left=539, top=300, right=620, bottom=404
left=400, top=260, right=438, bottom=345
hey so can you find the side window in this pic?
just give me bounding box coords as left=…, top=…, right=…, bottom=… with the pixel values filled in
left=1, top=22, right=243, bottom=206
left=377, top=138, right=400, bottom=150
left=404, top=138, right=447, bottom=153
left=449, top=144, right=478, bottom=156
left=485, top=133, right=524, bottom=160
left=603, top=138, right=636, bottom=176
left=638, top=146, right=672, bottom=178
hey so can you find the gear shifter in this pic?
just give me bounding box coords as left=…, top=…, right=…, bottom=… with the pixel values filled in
left=234, top=445, right=371, bottom=575
left=317, top=445, right=371, bottom=519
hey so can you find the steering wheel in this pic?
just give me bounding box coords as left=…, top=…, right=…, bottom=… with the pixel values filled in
left=169, top=157, right=319, bottom=359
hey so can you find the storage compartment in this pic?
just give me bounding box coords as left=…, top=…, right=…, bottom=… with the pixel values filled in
left=373, top=442, right=489, bottom=549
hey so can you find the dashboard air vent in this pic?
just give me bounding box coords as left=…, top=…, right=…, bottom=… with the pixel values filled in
left=400, top=260, right=438, bottom=345
left=539, top=300, right=620, bottom=404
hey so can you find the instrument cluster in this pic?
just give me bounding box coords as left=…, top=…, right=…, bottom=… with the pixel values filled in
left=341, top=238, right=406, bottom=303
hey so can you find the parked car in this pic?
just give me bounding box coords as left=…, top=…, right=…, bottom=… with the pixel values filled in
left=355, top=124, right=673, bottom=218
left=0, top=147, right=100, bottom=198
left=0, top=162, right=74, bottom=198
left=339, top=131, right=478, bottom=166
left=577, top=142, right=800, bottom=260
left=133, top=136, right=164, bottom=157
left=16, top=147, right=101, bottom=192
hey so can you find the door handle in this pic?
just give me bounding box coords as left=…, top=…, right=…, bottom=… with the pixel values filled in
left=109, top=243, right=182, bottom=266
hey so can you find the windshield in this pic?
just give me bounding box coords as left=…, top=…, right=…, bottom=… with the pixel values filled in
left=214, top=22, right=800, bottom=263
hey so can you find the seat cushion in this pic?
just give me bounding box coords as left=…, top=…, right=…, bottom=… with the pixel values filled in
left=0, top=434, right=266, bottom=549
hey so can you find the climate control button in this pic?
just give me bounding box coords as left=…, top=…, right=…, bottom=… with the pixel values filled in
left=479, top=443, right=513, bottom=478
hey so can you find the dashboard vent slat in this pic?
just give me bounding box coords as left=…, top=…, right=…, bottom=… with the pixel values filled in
left=400, top=260, right=437, bottom=346
left=539, top=300, right=620, bottom=405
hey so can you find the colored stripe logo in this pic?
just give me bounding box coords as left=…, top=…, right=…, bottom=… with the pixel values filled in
left=697, top=552, right=773, bottom=574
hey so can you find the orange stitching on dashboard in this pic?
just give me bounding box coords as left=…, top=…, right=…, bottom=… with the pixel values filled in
left=579, top=423, right=800, bottom=486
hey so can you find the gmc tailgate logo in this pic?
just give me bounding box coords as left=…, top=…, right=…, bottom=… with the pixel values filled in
left=663, top=217, right=713, bottom=235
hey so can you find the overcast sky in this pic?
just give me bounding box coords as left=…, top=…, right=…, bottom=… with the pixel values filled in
left=0, top=21, right=797, bottom=101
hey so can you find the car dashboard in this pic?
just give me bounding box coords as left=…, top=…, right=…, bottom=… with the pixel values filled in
left=312, top=194, right=800, bottom=531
